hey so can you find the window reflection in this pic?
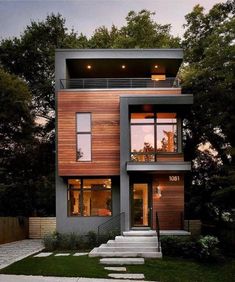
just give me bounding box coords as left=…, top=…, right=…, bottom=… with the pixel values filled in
left=77, top=134, right=91, bottom=161
left=157, top=124, right=177, bottom=152
left=130, top=112, right=178, bottom=161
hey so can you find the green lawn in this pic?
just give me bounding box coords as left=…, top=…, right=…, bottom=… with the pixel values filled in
left=0, top=253, right=235, bottom=282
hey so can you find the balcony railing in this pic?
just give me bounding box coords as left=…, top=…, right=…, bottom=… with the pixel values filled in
left=60, top=77, right=180, bottom=89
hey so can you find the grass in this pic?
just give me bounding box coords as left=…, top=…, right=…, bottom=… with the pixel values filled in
left=0, top=253, right=235, bottom=282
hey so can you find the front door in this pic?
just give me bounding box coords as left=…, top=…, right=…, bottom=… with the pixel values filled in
left=131, top=182, right=152, bottom=227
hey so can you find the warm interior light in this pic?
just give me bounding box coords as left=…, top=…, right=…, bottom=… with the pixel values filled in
left=121, top=65, right=126, bottom=69
left=154, top=65, right=158, bottom=69
left=87, top=65, right=92, bottom=69
left=151, top=74, right=166, bottom=81
left=154, top=186, right=162, bottom=199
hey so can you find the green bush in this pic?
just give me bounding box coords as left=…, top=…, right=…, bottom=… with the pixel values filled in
left=43, top=232, right=88, bottom=251
left=161, top=235, right=221, bottom=262
left=197, top=235, right=220, bottom=262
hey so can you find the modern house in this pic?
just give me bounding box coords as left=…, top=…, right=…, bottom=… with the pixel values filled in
left=55, top=49, right=193, bottom=239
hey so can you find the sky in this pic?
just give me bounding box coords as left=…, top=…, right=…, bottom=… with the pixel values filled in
left=0, top=0, right=227, bottom=40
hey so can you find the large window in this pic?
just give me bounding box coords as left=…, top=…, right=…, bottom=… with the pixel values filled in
left=68, top=178, right=112, bottom=217
left=131, top=112, right=177, bottom=162
left=76, top=113, right=91, bottom=161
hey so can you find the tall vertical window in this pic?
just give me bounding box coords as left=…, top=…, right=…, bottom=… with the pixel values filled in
left=130, top=112, right=177, bottom=162
left=76, top=113, right=91, bottom=161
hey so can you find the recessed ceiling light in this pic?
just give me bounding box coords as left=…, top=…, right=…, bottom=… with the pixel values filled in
left=121, top=65, right=126, bottom=69
left=87, top=65, right=92, bottom=69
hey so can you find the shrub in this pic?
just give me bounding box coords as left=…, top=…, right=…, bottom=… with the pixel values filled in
left=86, top=231, right=98, bottom=248
left=43, top=232, right=88, bottom=251
left=161, top=235, right=221, bottom=262
left=197, top=235, right=220, bottom=262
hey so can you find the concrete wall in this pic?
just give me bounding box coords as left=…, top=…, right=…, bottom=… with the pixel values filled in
left=56, top=176, right=120, bottom=234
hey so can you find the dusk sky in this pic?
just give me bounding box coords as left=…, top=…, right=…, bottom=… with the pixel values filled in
left=0, top=0, right=227, bottom=40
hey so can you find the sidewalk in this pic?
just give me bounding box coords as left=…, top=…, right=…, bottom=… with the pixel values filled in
left=0, top=275, right=154, bottom=282
left=0, top=240, right=43, bottom=270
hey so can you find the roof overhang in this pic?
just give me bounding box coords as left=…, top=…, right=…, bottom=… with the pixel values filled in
left=126, top=162, right=191, bottom=173
left=55, top=49, right=183, bottom=79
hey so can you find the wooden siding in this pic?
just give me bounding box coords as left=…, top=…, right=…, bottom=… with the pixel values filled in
left=0, top=217, right=28, bottom=244
left=152, top=174, right=184, bottom=230
left=29, top=217, right=56, bottom=239
left=57, top=89, right=181, bottom=176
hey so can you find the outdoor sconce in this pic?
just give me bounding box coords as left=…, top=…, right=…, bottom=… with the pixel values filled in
left=151, top=74, right=166, bottom=81
left=154, top=186, right=162, bottom=199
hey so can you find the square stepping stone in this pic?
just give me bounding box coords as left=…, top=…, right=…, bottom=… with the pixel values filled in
left=34, top=252, right=53, bottom=257
left=73, top=252, right=88, bottom=256
left=104, top=266, right=127, bottom=272
left=108, top=273, right=145, bottom=279
left=54, top=253, right=71, bottom=256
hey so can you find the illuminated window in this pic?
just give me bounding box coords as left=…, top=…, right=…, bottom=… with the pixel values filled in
left=76, top=113, right=91, bottom=161
left=68, top=178, right=112, bottom=217
left=130, top=113, right=177, bottom=161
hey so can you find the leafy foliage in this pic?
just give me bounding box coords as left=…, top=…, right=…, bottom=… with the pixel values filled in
left=182, top=0, right=235, bottom=220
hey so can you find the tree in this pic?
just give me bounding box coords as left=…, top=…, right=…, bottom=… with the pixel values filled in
left=0, top=13, right=85, bottom=131
left=89, top=10, right=181, bottom=48
left=182, top=1, right=235, bottom=220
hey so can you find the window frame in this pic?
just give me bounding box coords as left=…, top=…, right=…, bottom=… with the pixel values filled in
left=130, top=112, right=178, bottom=162
left=67, top=178, right=113, bottom=217
left=76, top=112, right=92, bottom=162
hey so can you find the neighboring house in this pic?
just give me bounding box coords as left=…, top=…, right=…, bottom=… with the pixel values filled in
left=55, top=49, right=193, bottom=235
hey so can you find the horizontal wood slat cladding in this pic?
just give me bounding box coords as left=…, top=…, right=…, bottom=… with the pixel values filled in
left=29, top=217, right=56, bottom=239
left=57, top=89, right=182, bottom=176
left=152, top=174, right=184, bottom=230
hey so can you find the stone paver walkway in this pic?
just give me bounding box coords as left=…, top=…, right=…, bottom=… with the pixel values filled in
left=0, top=240, right=43, bottom=270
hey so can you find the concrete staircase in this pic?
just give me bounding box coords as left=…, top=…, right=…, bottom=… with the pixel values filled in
left=89, top=230, right=162, bottom=259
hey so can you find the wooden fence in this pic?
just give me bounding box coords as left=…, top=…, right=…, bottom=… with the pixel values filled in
left=0, top=217, right=29, bottom=244
left=184, top=220, right=202, bottom=236
left=29, top=217, right=56, bottom=239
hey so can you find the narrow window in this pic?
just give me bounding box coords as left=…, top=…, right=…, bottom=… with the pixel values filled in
left=76, top=113, right=91, bottom=161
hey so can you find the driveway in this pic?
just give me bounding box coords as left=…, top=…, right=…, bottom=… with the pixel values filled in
left=0, top=239, right=43, bottom=270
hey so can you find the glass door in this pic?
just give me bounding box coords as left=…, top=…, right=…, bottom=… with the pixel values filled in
left=131, top=183, right=151, bottom=227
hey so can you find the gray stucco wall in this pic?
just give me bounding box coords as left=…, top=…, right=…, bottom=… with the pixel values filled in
left=56, top=176, right=120, bottom=234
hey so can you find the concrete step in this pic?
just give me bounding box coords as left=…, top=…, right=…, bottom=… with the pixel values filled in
left=108, top=273, right=145, bottom=280
left=97, top=246, right=158, bottom=252
left=115, top=236, right=158, bottom=242
left=90, top=251, right=162, bottom=258
left=100, top=257, right=145, bottom=265
left=107, top=240, right=158, bottom=248
left=123, top=230, right=157, bottom=236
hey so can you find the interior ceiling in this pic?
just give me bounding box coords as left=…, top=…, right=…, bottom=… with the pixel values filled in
left=67, top=59, right=182, bottom=78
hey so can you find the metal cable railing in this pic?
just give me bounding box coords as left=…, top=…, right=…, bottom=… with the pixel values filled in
left=97, top=212, right=125, bottom=244
left=60, top=77, right=179, bottom=89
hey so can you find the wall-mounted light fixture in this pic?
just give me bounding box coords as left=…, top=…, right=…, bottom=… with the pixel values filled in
left=121, top=65, right=126, bottom=69
left=154, top=186, right=162, bottom=198
left=87, top=65, right=92, bottom=69
left=154, top=65, right=158, bottom=69
left=151, top=74, right=166, bottom=81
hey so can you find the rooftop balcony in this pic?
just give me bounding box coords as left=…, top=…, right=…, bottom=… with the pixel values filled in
left=59, top=77, right=180, bottom=89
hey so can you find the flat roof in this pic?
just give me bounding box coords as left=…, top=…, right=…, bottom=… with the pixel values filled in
left=55, top=48, right=183, bottom=59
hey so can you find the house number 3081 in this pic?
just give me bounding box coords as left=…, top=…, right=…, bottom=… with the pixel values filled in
left=169, top=176, right=180, bottom=181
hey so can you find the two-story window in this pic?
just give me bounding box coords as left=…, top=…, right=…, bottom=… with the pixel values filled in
left=76, top=113, right=91, bottom=161
left=130, top=112, right=177, bottom=162
left=68, top=178, right=112, bottom=217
